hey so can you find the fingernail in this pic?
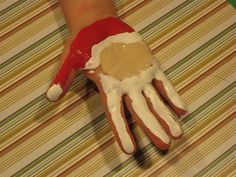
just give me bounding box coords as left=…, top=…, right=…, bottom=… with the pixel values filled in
left=47, top=84, right=63, bottom=101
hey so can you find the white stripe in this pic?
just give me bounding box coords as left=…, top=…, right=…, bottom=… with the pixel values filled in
left=0, top=82, right=50, bottom=122
left=71, top=127, right=152, bottom=177
left=180, top=134, right=236, bottom=177
left=161, top=14, right=236, bottom=71
left=142, top=109, right=234, bottom=176
left=131, top=0, right=186, bottom=31
left=0, top=19, right=65, bottom=65
left=185, top=71, right=235, bottom=114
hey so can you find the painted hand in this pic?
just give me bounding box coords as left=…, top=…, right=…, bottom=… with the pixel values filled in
left=47, top=17, right=187, bottom=154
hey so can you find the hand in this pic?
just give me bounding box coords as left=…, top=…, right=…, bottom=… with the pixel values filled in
left=47, top=2, right=187, bottom=154
left=47, top=0, right=185, bottom=154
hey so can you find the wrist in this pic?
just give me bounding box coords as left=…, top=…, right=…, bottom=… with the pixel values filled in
left=59, top=0, right=116, bottom=34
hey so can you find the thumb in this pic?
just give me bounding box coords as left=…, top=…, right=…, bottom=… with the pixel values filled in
left=46, top=35, right=77, bottom=101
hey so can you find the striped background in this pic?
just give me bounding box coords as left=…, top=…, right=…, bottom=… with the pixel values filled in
left=0, top=0, right=235, bottom=176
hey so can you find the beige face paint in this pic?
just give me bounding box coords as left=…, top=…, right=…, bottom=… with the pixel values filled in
left=100, top=41, right=154, bottom=80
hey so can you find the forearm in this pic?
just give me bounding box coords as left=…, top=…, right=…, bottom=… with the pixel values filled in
left=58, top=0, right=116, bottom=33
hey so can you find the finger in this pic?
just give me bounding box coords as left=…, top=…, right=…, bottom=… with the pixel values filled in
left=143, top=84, right=182, bottom=138
left=47, top=37, right=77, bottom=101
left=124, top=91, right=170, bottom=150
left=97, top=80, right=137, bottom=154
left=154, top=70, right=187, bottom=115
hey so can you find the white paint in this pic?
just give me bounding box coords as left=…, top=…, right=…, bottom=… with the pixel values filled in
left=154, top=69, right=186, bottom=110
left=92, top=71, right=136, bottom=153
left=85, top=32, right=143, bottom=69
left=46, top=84, right=63, bottom=101
left=62, top=31, right=186, bottom=150
left=144, top=84, right=182, bottom=137
left=128, top=91, right=170, bottom=144
left=105, top=89, right=135, bottom=154
left=99, top=61, right=185, bottom=110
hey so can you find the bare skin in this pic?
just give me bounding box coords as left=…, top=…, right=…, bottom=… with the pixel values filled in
left=59, top=0, right=116, bottom=32
left=57, top=0, right=116, bottom=90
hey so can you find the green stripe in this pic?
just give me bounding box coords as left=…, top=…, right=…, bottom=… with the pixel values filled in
left=115, top=0, right=140, bottom=11
left=1, top=0, right=38, bottom=24
left=140, top=0, right=194, bottom=33
left=1, top=0, right=56, bottom=28
left=195, top=145, right=236, bottom=176
left=0, top=0, right=30, bottom=17
left=165, top=23, right=236, bottom=78
left=140, top=0, right=208, bottom=38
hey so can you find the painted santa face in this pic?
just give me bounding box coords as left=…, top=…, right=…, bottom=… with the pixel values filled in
left=47, top=17, right=186, bottom=154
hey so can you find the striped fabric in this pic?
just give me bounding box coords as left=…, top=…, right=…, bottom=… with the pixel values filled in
left=0, top=0, right=235, bottom=176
